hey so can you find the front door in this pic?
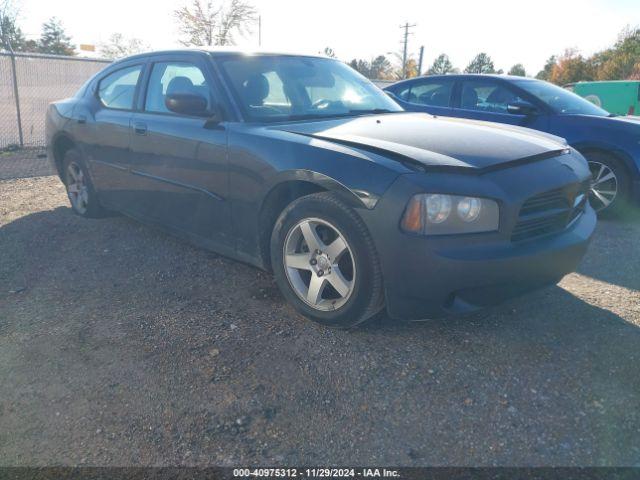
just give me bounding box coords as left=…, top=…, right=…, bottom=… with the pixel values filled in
left=454, top=78, right=546, bottom=129
left=128, top=57, right=231, bottom=248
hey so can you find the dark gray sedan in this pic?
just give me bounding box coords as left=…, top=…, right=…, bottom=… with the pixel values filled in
left=46, top=50, right=596, bottom=327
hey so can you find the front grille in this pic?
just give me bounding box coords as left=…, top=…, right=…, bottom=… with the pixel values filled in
left=511, top=182, right=589, bottom=242
left=518, top=188, right=568, bottom=216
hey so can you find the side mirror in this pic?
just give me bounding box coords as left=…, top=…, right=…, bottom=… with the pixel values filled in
left=165, top=93, right=209, bottom=116
left=203, top=105, right=224, bottom=129
left=507, top=101, right=538, bottom=116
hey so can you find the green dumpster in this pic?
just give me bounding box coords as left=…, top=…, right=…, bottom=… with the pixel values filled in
left=565, top=81, right=640, bottom=116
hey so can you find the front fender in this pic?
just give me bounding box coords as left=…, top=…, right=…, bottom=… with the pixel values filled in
left=266, top=169, right=379, bottom=209
left=227, top=124, right=407, bottom=266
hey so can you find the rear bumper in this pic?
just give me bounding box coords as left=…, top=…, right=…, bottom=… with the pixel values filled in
left=382, top=207, right=595, bottom=320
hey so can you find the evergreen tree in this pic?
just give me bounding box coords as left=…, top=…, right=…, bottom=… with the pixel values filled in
left=370, top=55, right=393, bottom=79
left=0, top=0, right=25, bottom=51
left=464, top=53, right=496, bottom=74
left=508, top=63, right=526, bottom=76
left=348, top=58, right=371, bottom=77
left=428, top=54, right=455, bottom=75
left=38, top=17, right=75, bottom=55
left=536, top=56, right=557, bottom=80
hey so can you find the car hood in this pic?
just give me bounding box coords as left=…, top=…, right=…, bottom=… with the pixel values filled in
left=609, top=114, right=640, bottom=125
left=273, top=112, right=568, bottom=172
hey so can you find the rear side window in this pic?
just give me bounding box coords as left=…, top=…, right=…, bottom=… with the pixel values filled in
left=394, top=80, right=454, bottom=107
left=97, top=65, right=142, bottom=110
left=407, top=81, right=454, bottom=107
left=144, top=62, right=212, bottom=114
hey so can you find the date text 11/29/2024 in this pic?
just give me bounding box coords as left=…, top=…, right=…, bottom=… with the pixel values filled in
left=233, top=468, right=400, bottom=477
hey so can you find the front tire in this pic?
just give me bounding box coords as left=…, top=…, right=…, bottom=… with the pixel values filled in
left=270, top=192, right=384, bottom=328
left=62, top=148, right=108, bottom=218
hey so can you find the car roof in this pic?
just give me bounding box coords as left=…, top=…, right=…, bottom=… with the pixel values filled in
left=385, top=73, right=539, bottom=89
left=113, top=48, right=327, bottom=64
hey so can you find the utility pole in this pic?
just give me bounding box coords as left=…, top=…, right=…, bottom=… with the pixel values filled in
left=418, top=45, right=424, bottom=76
left=258, top=15, right=262, bottom=47
left=400, top=22, right=416, bottom=79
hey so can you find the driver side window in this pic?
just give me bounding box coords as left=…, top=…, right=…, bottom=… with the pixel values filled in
left=144, top=62, right=212, bottom=114
left=460, top=80, right=524, bottom=113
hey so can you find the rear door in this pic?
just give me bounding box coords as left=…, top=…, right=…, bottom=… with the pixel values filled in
left=453, top=77, right=542, bottom=127
left=391, top=78, right=456, bottom=116
left=128, top=54, right=232, bottom=248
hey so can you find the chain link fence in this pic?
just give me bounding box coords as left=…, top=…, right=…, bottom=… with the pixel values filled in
left=1, top=52, right=111, bottom=179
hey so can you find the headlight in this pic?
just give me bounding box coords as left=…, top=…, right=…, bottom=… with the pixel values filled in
left=425, top=194, right=451, bottom=223
left=401, top=194, right=500, bottom=235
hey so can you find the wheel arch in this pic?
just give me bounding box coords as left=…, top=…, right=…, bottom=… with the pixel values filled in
left=51, top=133, right=78, bottom=180
left=573, top=142, right=639, bottom=178
left=257, top=170, right=377, bottom=270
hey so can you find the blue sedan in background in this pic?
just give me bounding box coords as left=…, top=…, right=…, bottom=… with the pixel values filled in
left=384, top=74, right=640, bottom=215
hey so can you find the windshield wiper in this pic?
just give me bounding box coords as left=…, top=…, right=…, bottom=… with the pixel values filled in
left=275, top=109, right=399, bottom=122
left=347, top=108, right=397, bottom=115
left=282, top=113, right=355, bottom=121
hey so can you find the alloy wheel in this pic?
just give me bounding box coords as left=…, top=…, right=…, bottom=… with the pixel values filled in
left=588, top=161, right=618, bottom=212
left=283, top=218, right=356, bottom=311
left=66, top=162, right=89, bottom=214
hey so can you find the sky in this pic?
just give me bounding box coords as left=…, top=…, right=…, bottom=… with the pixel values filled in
left=16, top=0, right=640, bottom=75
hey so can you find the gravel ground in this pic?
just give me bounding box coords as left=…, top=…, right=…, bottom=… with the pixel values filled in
left=0, top=175, right=639, bottom=467
left=0, top=150, right=53, bottom=180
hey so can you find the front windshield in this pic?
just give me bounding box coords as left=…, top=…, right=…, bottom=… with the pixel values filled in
left=514, top=79, right=609, bottom=116
left=217, top=55, right=403, bottom=122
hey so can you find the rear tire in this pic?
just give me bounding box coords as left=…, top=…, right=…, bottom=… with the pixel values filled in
left=270, top=192, right=384, bottom=328
left=62, top=148, right=108, bottom=218
left=585, top=151, right=631, bottom=217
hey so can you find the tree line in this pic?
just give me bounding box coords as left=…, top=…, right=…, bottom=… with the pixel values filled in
left=344, top=26, right=640, bottom=84
left=0, top=0, right=255, bottom=58
left=1, top=0, right=638, bottom=85
left=537, top=27, right=640, bottom=84
left=0, top=0, right=75, bottom=56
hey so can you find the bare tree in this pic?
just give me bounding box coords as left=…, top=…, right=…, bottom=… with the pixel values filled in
left=216, top=0, right=256, bottom=45
left=174, top=0, right=256, bottom=47
left=323, top=47, right=336, bottom=58
left=99, top=33, right=148, bottom=59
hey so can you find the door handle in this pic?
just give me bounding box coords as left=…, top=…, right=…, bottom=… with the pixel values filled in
left=133, top=122, right=147, bottom=135
left=77, top=115, right=87, bottom=124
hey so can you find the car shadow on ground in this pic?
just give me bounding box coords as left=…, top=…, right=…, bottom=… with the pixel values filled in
left=574, top=210, right=640, bottom=292
left=1, top=204, right=639, bottom=465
